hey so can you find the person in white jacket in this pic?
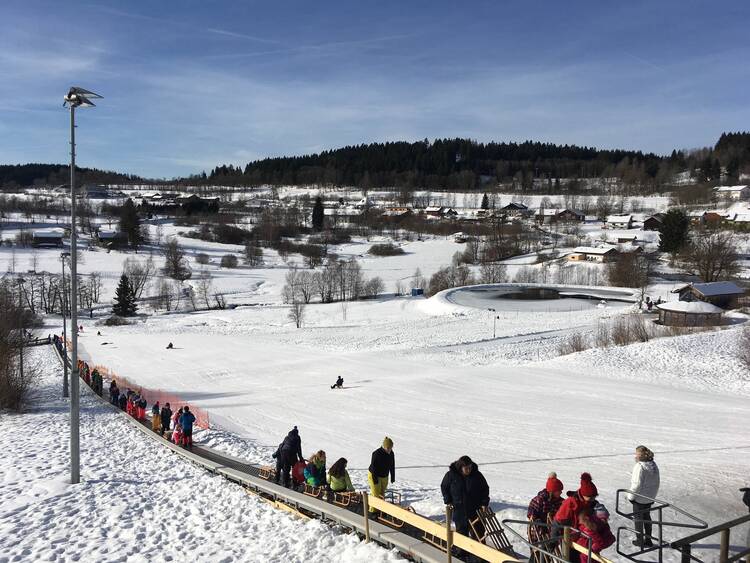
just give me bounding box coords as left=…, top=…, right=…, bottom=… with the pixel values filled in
left=628, top=445, right=660, bottom=547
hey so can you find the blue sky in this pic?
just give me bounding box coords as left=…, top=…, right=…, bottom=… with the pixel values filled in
left=1, top=0, right=749, bottom=178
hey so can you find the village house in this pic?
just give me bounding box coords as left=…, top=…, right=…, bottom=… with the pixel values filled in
left=642, top=213, right=664, bottom=231
left=96, top=229, right=128, bottom=248
left=32, top=229, right=64, bottom=248
left=535, top=208, right=584, bottom=224
left=606, top=214, right=633, bottom=229
left=500, top=202, right=529, bottom=217
left=567, top=246, right=619, bottom=263
left=714, top=185, right=750, bottom=201
left=672, top=281, right=746, bottom=309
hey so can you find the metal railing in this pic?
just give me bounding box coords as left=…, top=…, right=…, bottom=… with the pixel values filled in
left=670, top=514, right=750, bottom=563
left=615, top=489, right=708, bottom=563
left=502, top=518, right=614, bottom=563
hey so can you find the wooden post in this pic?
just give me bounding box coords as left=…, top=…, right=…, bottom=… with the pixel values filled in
left=446, top=505, right=453, bottom=563
left=562, top=527, right=571, bottom=562
left=362, top=493, right=371, bottom=543
left=719, top=529, right=730, bottom=563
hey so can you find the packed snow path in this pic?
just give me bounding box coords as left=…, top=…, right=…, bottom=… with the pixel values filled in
left=0, top=347, right=402, bottom=563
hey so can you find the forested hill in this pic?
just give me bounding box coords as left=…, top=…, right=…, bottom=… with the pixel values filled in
left=202, top=134, right=750, bottom=190
left=0, top=163, right=144, bottom=189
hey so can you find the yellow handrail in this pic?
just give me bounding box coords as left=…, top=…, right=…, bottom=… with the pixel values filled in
left=367, top=495, right=522, bottom=563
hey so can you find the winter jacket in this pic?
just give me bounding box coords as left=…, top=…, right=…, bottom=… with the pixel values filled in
left=151, top=405, right=160, bottom=416
left=369, top=447, right=395, bottom=482
left=304, top=461, right=326, bottom=487
left=555, top=492, right=594, bottom=536
left=628, top=461, right=660, bottom=503
left=179, top=411, right=196, bottom=433
left=328, top=470, right=354, bottom=492
left=528, top=489, right=563, bottom=522
left=118, top=395, right=127, bottom=409
left=277, top=431, right=304, bottom=463
left=575, top=514, right=615, bottom=563
left=151, top=415, right=161, bottom=432
left=160, top=407, right=173, bottom=430
left=440, top=462, right=490, bottom=525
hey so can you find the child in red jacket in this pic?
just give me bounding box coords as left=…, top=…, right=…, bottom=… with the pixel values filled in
left=576, top=503, right=616, bottom=563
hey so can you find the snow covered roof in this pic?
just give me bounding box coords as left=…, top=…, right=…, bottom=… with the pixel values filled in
left=606, top=214, right=632, bottom=223
left=657, top=301, right=724, bottom=314
left=571, top=246, right=618, bottom=255
left=673, top=282, right=746, bottom=297
left=536, top=208, right=560, bottom=216
left=425, top=206, right=443, bottom=212
left=729, top=213, right=750, bottom=223
left=33, top=229, right=64, bottom=238
left=715, top=185, right=748, bottom=192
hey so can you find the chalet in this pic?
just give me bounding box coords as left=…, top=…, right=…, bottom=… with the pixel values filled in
left=656, top=300, right=724, bottom=327
left=97, top=229, right=128, bottom=248
left=606, top=214, right=633, bottom=229
left=689, top=210, right=726, bottom=227
left=728, top=213, right=750, bottom=229
left=714, top=185, right=750, bottom=201
left=424, top=206, right=444, bottom=217
left=444, top=207, right=458, bottom=217
left=642, top=214, right=664, bottom=231
left=672, top=281, right=746, bottom=309
left=383, top=206, right=413, bottom=218
left=556, top=209, right=585, bottom=223
left=500, top=202, right=529, bottom=217
left=32, top=229, right=64, bottom=248
left=567, top=246, right=619, bottom=263
left=610, top=234, right=639, bottom=245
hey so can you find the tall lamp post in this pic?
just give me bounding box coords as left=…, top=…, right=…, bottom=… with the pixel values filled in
left=60, top=251, right=71, bottom=398
left=63, top=86, right=102, bottom=485
left=488, top=307, right=498, bottom=339
left=16, top=277, right=26, bottom=383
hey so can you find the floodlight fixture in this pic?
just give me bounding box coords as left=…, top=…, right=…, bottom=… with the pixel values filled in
left=63, top=87, right=103, bottom=108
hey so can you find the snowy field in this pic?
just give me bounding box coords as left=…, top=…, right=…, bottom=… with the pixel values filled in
left=0, top=347, right=401, bottom=563
left=2, top=209, right=750, bottom=562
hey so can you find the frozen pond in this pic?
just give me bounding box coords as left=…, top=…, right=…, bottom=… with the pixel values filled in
left=446, top=284, right=635, bottom=312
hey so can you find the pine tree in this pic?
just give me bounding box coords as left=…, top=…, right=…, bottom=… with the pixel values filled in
left=312, top=197, right=324, bottom=232
left=112, top=274, right=137, bottom=317
left=481, top=193, right=489, bottom=210
left=658, top=209, right=690, bottom=254
left=119, top=198, right=144, bottom=249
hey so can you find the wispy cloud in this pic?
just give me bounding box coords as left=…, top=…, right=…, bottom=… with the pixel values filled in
left=206, top=28, right=280, bottom=45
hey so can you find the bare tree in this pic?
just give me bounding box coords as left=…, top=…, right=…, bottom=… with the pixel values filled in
left=395, top=279, right=404, bottom=296
left=163, top=238, right=191, bottom=281
left=288, top=300, right=306, bottom=328
left=480, top=262, right=507, bottom=284
left=123, top=256, right=156, bottom=299
left=196, top=270, right=214, bottom=310
left=682, top=232, right=740, bottom=282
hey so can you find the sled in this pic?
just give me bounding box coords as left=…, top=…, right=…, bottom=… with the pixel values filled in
left=469, top=506, right=515, bottom=555
left=303, top=484, right=325, bottom=498
left=259, top=466, right=277, bottom=481
left=292, top=461, right=306, bottom=485
left=376, top=491, right=413, bottom=529
left=526, top=516, right=560, bottom=563
left=332, top=491, right=361, bottom=508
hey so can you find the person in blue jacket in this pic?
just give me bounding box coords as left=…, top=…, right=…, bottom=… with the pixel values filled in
left=179, top=406, right=196, bottom=449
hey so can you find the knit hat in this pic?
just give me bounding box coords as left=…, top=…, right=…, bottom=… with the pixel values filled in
left=545, top=472, right=564, bottom=494
left=579, top=472, right=598, bottom=497
left=383, top=436, right=393, bottom=449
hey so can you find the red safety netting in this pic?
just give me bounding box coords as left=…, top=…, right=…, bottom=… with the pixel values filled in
left=92, top=364, right=210, bottom=430
left=59, top=334, right=210, bottom=430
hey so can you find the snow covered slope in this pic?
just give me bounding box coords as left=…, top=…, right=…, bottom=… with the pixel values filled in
left=0, top=347, right=401, bottom=563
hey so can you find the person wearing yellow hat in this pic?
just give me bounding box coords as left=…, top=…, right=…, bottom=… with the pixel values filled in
left=367, top=437, right=395, bottom=513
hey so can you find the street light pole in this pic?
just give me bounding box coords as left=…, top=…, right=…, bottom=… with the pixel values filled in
left=64, top=86, right=102, bottom=486
left=17, top=279, right=24, bottom=383
left=61, top=252, right=69, bottom=398
left=488, top=307, right=497, bottom=339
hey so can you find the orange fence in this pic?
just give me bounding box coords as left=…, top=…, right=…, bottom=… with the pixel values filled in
left=92, top=365, right=210, bottom=430
left=58, top=335, right=210, bottom=430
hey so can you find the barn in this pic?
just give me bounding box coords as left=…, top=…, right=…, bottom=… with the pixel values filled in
left=672, top=281, right=746, bottom=309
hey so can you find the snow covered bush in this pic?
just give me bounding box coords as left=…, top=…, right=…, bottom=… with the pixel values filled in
left=557, top=332, right=589, bottom=355
left=195, top=253, right=210, bottom=265
left=220, top=254, right=238, bottom=268
left=368, top=243, right=404, bottom=256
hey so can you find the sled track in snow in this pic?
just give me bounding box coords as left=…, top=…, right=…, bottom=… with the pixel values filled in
left=50, top=342, right=503, bottom=563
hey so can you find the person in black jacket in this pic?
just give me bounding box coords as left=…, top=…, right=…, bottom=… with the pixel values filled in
left=160, top=403, right=173, bottom=437
left=368, top=437, right=395, bottom=513
left=273, top=426, right=304, bottom=487
left=441, top=455, right=490, bottom=537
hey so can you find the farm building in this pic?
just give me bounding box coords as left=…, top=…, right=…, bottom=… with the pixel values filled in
left=535, top=208, right=584, bottom=224
left=568, top=246, right=619, bottom=262
left=643, top=214, right=664, bottom=231
left=672, top=281, right=746, bottom=309
left=500, top=202, right=529, bottom=217
left=606, top=214, right=633, bottom=229
left=32, top=229, right=64, bottom=248
left=656, top=301, right=724, bottom=327
left=714, top=185, right=749, bottom=201
left=97, top=230, right=128, bottom=248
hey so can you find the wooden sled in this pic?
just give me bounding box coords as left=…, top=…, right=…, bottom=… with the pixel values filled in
left=527, top=516, right=561, bottom=563
left=332, top=491, right=361, bottom=508
left=303, top=484, right=325, bottom=498
left=376, top=491, right=414, bottom=529
left=470, top=506, right=516, bottom=556
left=259, top=466, right=277, bottom=481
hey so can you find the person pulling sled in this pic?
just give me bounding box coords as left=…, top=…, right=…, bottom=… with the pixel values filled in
left=273, top=426, right=305, bottom=488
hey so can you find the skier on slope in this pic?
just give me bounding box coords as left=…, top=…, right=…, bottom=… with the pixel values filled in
left=628, top=445, right=660, bottom=548
left=440, top=455, right=490, bottom=537
left=273, top=426, right=305, bottom=488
